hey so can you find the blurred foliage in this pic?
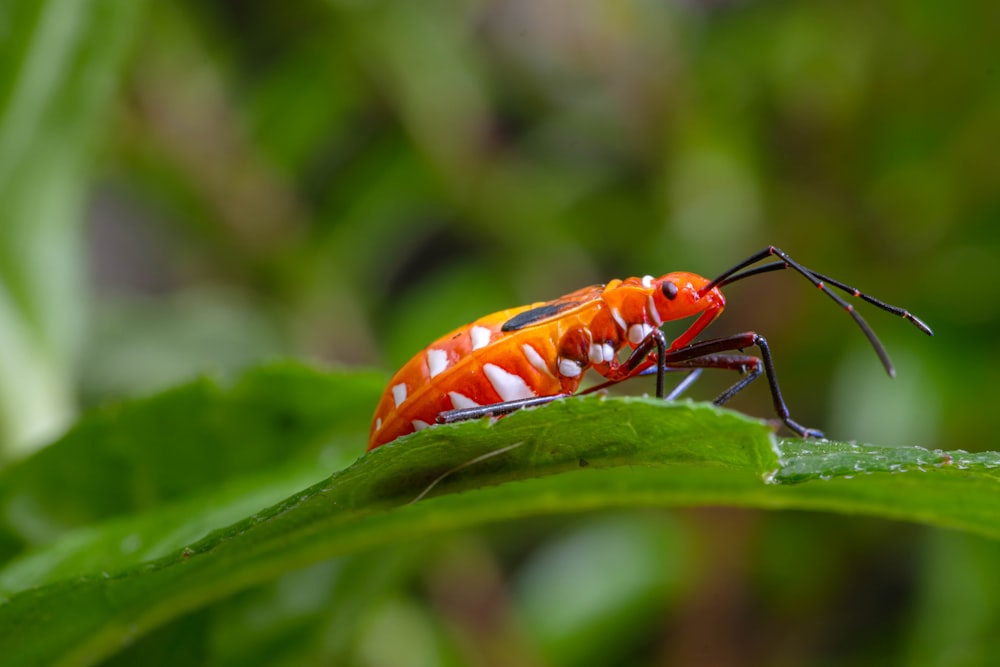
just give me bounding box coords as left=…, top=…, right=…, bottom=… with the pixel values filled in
left=0, top=0, right=142, bottom=455
left=1, top=0, right=999, bottom=664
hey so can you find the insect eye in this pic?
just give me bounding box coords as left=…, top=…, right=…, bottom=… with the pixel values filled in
left=660, top=280, right=678, bottom=300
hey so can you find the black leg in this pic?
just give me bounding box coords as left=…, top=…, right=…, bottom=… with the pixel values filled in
left=436, top=394, right=571, bottom=424
left=665, top=368, right=703, bottom=401
left=655, top=332, right=823, bottom=438
left=579, top=367, right=703, bottom=401
left=616, top=352, right=762, bottom=405
left=647, top=353, right=763, bottom=405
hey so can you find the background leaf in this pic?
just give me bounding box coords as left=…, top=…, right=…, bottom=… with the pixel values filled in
left=0, top=0, right=144, bottom=454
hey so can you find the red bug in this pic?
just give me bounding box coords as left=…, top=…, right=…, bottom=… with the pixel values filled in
left=368, top=246, right=932, bottom=450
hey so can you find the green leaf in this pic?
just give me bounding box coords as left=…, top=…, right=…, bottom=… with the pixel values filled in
left=0, top=366, right=997, bottom=666
left=0, top=364, right=383, bottom=545
left=0, top=363, right=385, bottom=572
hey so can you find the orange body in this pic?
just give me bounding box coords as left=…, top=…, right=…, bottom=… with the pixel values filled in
left=368, top=272, right=726, bottom=449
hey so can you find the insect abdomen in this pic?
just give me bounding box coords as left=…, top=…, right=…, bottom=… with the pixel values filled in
left=367, top=308, right=585, bottom=449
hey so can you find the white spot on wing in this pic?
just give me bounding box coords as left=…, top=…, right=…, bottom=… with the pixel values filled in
left=470, top=326, right=491, bottom=350
left=375, top=417, right=382, bottom=430
left=589, top=342, right=616, bottom=365
left=522, top=343, right=554, bottom=377
left=589, top=343, right=604, bottom=364
left=412, top=419, right=431, bottom=431
left=610, top=306, right=627, bottom=332
left=647, top=294, right=662, bottom=326
left=628, top=323, right=653, bottom=345
left=449, top=391, right=481, bottom=409
left=392, top=383, right=407, bottom=408
left=483, top=363, right=535, bottom=402
left=641, top=274, right=653, bottom=288
left=426, top=348, right=448, bottom=377
left=558, top=358, right=582, bottom=377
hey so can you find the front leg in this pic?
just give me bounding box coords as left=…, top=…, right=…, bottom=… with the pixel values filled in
left=594, top=328, right=669, bottom=398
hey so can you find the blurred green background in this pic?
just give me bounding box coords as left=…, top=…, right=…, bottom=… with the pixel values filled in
left=2, top=0, right=999, bottom=664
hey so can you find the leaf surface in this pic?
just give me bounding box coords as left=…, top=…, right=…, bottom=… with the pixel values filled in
left=0, top=368, right=997, bottom=667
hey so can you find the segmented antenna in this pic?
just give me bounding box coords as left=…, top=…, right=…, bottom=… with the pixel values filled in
left=700, top=246, right=933, bottom=378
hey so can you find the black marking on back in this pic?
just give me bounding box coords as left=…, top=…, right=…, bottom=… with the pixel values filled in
left=501, top=301, right=581, bottom=332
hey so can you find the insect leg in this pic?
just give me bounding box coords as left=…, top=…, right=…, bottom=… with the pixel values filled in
left=437, top=394, right=571, bottom=424
left=708, top=356, right=763, bottom=405
left=593, top=328, right=669, bottom=397
left=663, top=368, right=701, bottom=401
left=664, top=368, right=703, bottom=401
left=625, top=350, right=769, bottom=404
left=658, top=353, right=764, bottom=405
left=660, top=332, right=823, bottom=438
left=579, top=367, right=703, bottom=401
